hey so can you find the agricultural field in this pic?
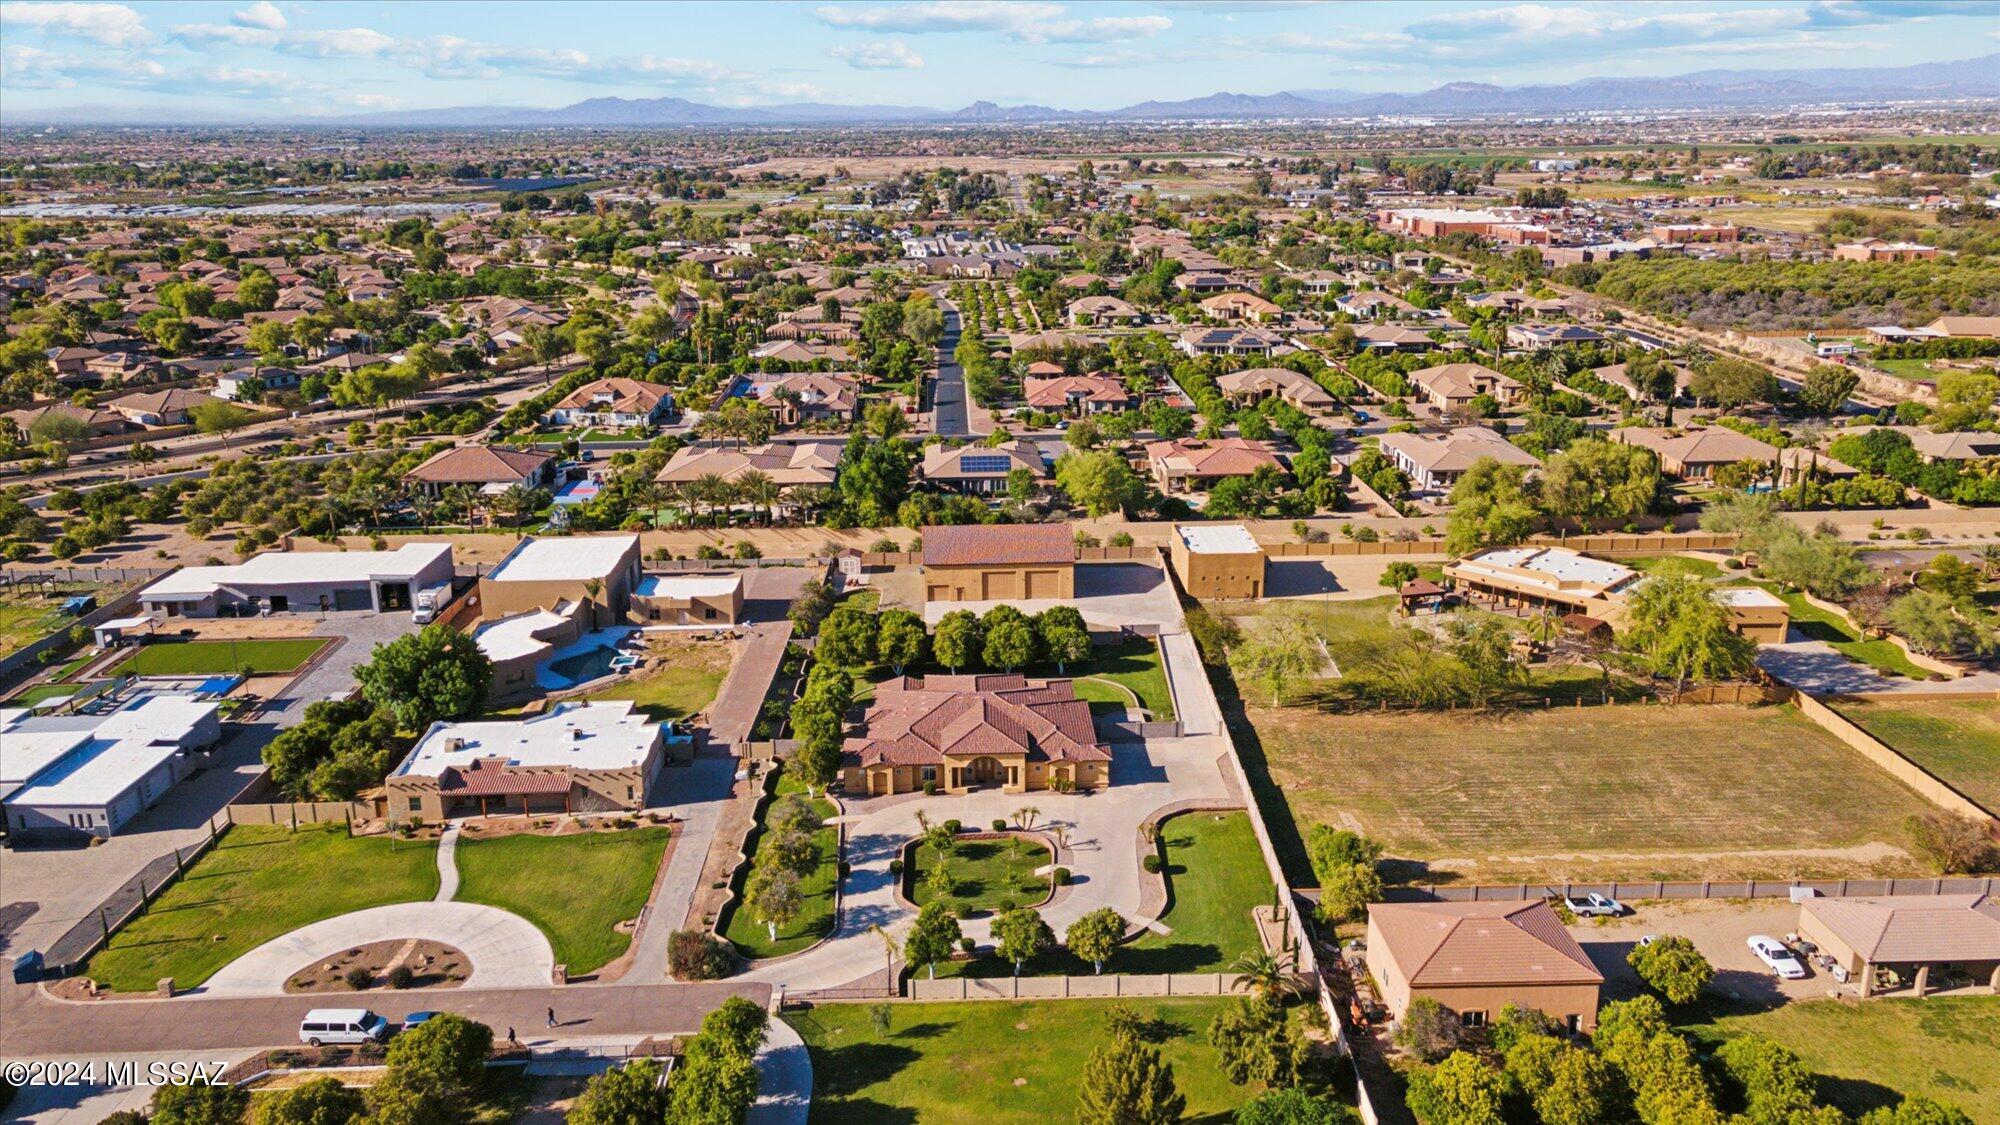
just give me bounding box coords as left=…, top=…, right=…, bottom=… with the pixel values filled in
left=1238, top=701, right=1938, bottom=886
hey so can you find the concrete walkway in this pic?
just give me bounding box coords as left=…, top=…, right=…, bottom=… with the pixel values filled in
left=625, top=756, right=740, bottom=980
left=194, top=902, right=555, bottom=997
left=435, top=824, right=462, bottom=902
left=1160, top=631, right=1220, bottom=736
left=1758, top=637, right=2000, bottom=696
left=708, top=623, right=792, bottom=746
left=747, top=1017, right=812, bottom=1125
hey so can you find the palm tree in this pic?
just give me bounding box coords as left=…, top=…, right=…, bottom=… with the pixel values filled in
left=1229, top=951, right=1299, bottom=1006
left=1980, top=544, right=2000, bottom=580
left=736, top=469, right=780, bottom=526
left=690, top=472, right=735, bottom=527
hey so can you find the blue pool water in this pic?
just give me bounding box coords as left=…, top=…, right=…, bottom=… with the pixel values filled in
left=544, top=645, right=621, bottom=686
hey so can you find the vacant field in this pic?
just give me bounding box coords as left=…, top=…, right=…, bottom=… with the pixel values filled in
left=585, top=633, right=732, bottom=721
left=1685, top=997, right=2000, bottom=1122
left=455, top=827, right=671, bottom=975
left=105, top=637, right=330, bottom=677
left=1835, top=698, right=2000, bottom=812
left=1243, top=702, right=1937, bottom=884
left=0, top=584, right=110, bottom=658
left=86, top=825, right=438, bottom=992
left=787, top=998, right=1272, bottom=1125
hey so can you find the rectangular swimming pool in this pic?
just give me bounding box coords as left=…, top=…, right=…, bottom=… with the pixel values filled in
left=544, top=644, right=621, bottom=686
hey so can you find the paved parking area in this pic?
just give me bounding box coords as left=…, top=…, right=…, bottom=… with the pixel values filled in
left=920, top=562, right=1183, bottom=632
left=1573, top=899, right=1836, bottom=1005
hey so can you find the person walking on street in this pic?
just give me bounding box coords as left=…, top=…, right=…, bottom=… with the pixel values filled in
left=508, top=1027, right=518, bottom=1046
left=546, top=1007, right=556, bottom=1029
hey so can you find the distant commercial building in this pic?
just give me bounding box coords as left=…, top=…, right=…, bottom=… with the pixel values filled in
left=1832, top=239, right=1937, bottom=262
left=137, top=543, right=454, bottom=617
left=2, top=696, right=223, bottom=841
left=1170, top=524, right=1266, bottom=600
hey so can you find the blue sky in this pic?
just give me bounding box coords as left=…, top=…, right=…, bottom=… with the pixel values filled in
left=2, top=0, right=1998, bottom=116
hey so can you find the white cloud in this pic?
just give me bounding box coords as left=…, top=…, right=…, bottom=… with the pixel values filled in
left=829, top=41, right=927, bottom=69
left=0, top=2, right=149, bottom=47
left=0, top=45, right=79, bottom=88
left=334, top=91, right=398, bottom=109
left=172, top=22, right=280, bottom=48
left=232, top=1, right=285, bottom=31
left=286, top=27, right=397, bottom=57
left=814, top=2, right=1168, bottom=43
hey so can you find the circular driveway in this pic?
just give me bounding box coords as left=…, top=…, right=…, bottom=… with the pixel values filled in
left=194, top=902, right=555, bottom=998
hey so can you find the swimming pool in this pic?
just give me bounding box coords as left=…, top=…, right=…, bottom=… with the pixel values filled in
left=544, top=644, right=621, bottom=686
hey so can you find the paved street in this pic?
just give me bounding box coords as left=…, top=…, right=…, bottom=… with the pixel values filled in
left=931, top=303, right=970, bottom=438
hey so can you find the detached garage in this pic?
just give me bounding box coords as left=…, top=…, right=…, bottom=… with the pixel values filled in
left=921, top=523, right=1075, bottom=605
left=136, top=543, right=454, bottom=618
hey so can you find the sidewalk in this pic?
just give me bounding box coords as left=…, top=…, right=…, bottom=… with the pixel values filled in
left=708, top=623, right=792, bottom=747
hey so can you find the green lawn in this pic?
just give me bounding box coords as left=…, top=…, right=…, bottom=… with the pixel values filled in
left=1127, top=812, right=1276, bottom=974
left=0, top=586, right=108, bottom=659
left=909, top=836, right=1051, bottom=916
left=1622, top=554, right=1725, bottom=579
left=1684, top=997, right=2000, bottom=1122
left=786, top=997, right=1269, bottom=1125
left=455, top=827, right=671, bottom=975
left=1242, top=702, right=1938, bottom=885
left=720, top=770, right=838, bottom=960
left=585, top=635, right=731, bottom=721
left=5, top=681, right=101, bottom=706
left=1834, top=698, right=2000, bottom=812
left=105, top=637, right=331, bottom=678
left=1040, top=638, right=1174, bottom=721
left=86, top=825, right=439, bottom=992
left=1741, top=583, right=1931, bottom=679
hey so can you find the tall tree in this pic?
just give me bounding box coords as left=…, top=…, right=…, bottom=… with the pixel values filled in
left=1075, top=1031, right=1186, bottom=1125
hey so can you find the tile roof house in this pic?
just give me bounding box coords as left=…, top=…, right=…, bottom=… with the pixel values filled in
left=1350, top=324, right=1439, bottom=353
left=402, top=445, right=555, bottom=496
left=547, top=378, right=674, bottom=429
left=1798, top=894, right=2000, bottom=998
left=922, top=439, right=1048, bottom=495
left=1507, top=322, right=1608, bottom=348
left=1379, top=426, right=1543, bottom=492
left=1145, top=438, right=1286, bottom=494
left=1217, top=367, right=1337, bottom=413
left=1177, top=326, right=1283, bottom=358
left=842, top=673, right=1111, bottom=796
left=3, top=402, right=127, bottom=440
left=1199, top=291, right=1285, bottom=324
left=1923, top=316, right=2000, bottom=339
left=1065, top=295, right=1143, bottom=326
left=1410, top=363, right=1524, bottom=412
left=750, top=372, right=860, bottom=425
left=1367, top=900, right=1604, bottom=1032
left=104, top=387, right=228, bottom=428
left=1609, top=426, right=1779, bottom=479
left=1023, top=375, right=1133, bottom=414
left=654, top=441, right=843, bottom=489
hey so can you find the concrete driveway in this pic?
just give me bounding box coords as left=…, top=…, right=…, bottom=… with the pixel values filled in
left=195, top=902, right=556, bottom=997
left=920, top=562, right=1183, bottom=633
left=738, top=731, right=1236, bottom=994
left=1575, top=899, right=1836, bottom=1006
left=1757, top=636, right=2000, bottom=696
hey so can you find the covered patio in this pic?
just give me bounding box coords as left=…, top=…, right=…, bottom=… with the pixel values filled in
left=1796, top=894, right=2000, bottom=999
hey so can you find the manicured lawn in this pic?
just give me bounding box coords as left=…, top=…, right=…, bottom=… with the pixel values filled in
left=86, top=825, right=439, bottom=992
left=1683, top=997, right=2000, bottom=1122
left=585, top=634, right=731, bottom=721
left=1835, top=698, right=2000, bottom=811
left=909, top=836, right=1050, bottom=916
left=1127, top=811, right=1277, bottom=974
left=720, top=770, right=838, bottom=960
left=105, top=637, right=331, bottom=678
left=1623, top=554, right=1724, bottom=579
left=1741, top=583, right=1931, bottom=679
left=455, top=826, right=671, bottom=975
left=1241, top=702, right=1938, bottom=885
left=787, top=997, right=1266, bottom=1124
left=1041, top=638, right=1174, bottom=721
left=5, top=681, right=100, bottom=706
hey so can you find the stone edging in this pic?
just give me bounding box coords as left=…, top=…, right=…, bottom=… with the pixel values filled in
left=712, top=770, right=848, bottom=970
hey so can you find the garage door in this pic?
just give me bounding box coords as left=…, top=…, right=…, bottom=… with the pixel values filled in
left=333, top=587, right=373, bottom=611
left=982, top=571, right=1020, bottom=600
left=1025, top=570, right=1061, bottom=599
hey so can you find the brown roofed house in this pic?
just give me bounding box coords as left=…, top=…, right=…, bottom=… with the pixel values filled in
left=922, top=439, right=1048, bottom=495
left=1608, top=426, right=1778, bottom=480
left=547, top=378, right=674, bottom=429
left=104, top=387, right=227, bottom=428
left=402, top=445, right=555, bottom=497
left=1023, top=375, right=1133, bottom=415
left=842, top=673, right=1110, bottom=796
left=1367, top=900, right=1604, bottom=1032
left=1145, top=437, right=1286, bottom=494
left=922, top=523, right=1074, bottom=603
left=1216, top=367, right=1336, bottom=414
left=1410, top=363, right=1524, bottom=413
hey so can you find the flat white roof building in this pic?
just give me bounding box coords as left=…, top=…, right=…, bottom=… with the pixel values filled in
left=487, top=535, right=640, bottom=583
left=1177, top=524, right=1262, bottom=555
left=395, top=700, right=661, bottom=779
left=2, top=695, right=223, bottom=840
left=138, top=543, right=454, bottom=617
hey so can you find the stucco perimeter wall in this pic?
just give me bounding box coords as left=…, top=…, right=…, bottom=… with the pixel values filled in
left=909, top=973, right=1247, bottom=1001
left=1791, top=694, right=1997, bottom=823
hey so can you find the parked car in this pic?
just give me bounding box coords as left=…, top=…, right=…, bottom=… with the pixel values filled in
left=300, top=1008, right=390, bottom=1046
left=1563, top=893, right=1625, bottom=918
left=401, top=1011, right=441, bottom=1031
left=1748, top=935, right=1808, bottom=980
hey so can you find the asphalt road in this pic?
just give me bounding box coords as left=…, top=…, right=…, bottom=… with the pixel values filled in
left=932, top=304, right=970, bottom=438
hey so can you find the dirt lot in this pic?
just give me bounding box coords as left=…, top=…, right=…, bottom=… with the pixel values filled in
left=1573, top=899, right=1831, bottom=1005
left=1245, top=702, right=1939, bottom=884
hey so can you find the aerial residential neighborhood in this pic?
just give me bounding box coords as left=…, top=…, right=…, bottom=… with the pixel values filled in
left=3, top=3, right=2000, bottom=1124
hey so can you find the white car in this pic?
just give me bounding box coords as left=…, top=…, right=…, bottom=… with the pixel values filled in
left=1564, top=893, right=1626, bottom=918
left=1748, top=935, right=1807, bottom=980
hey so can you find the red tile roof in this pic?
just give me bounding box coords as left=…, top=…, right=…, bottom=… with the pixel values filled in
left=844, top=674, right=1109, bottom=770
left=921, top=523, right=1073, bottom=568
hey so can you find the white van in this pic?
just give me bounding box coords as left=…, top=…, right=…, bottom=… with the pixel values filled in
left=300, top=1008, right=390, bottom=1046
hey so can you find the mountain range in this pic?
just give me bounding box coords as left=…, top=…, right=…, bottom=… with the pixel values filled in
left=13, top=53, right=2000, bottom=128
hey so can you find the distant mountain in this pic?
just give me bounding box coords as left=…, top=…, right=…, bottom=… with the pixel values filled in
left=9, top=52, right=1999, bottom=128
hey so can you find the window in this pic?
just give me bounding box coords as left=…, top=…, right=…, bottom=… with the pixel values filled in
left=408, top=797, right=422, bottom=812
left=1566, top=1014, right=1582, bottom=1034
left=626, top=786, right=635, bottom=799
left=704, top=608, right=717, bottom=620
left=1460, top=1010, right=1488, bottom=1028
left=921, top=767, right=937, bottom=782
